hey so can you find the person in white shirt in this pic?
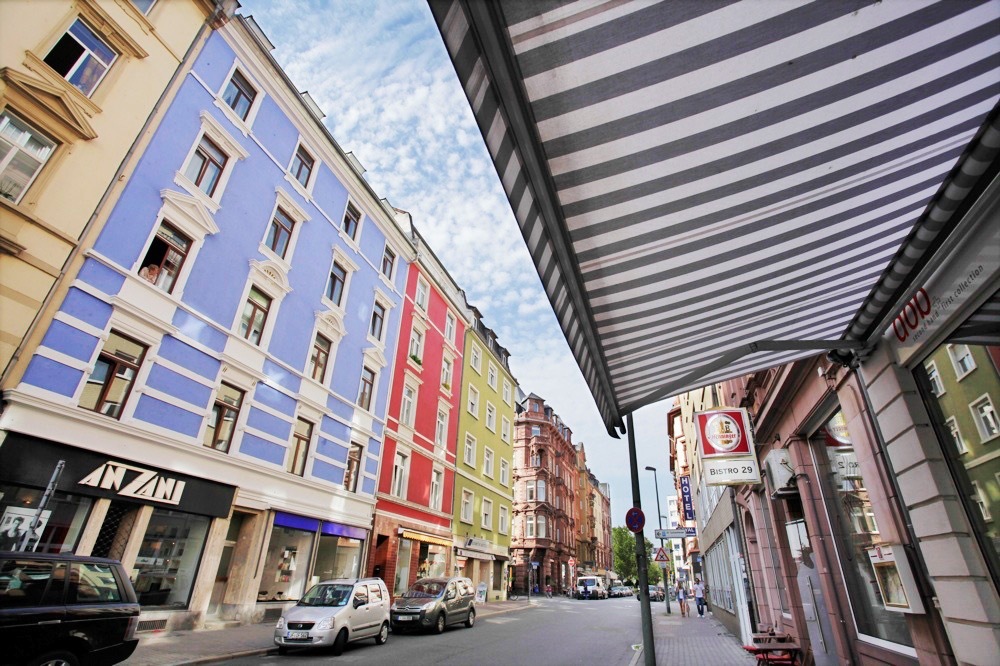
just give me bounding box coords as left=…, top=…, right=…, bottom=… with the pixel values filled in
left=693, top=578, right=706, bottom=617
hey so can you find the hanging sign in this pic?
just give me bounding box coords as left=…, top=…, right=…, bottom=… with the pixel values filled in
left=680, top=475, right=695, bottom=521
left=695, top=408, right=761, bottom=486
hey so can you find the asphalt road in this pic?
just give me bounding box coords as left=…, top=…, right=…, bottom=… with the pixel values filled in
left=239, top=595, right=644, bottom=666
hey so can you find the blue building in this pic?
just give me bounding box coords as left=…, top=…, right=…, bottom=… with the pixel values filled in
left=0, top=14, right=413, bottom=629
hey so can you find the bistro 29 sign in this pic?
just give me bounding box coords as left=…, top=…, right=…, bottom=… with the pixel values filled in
left=694, top=408, right=762, bottom=486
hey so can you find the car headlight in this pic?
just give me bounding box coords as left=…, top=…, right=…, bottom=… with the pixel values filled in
left=422, top=601, right=437, bottom=611
left=275, top=617, right=285, bottom=630
left=315, top=616, right=335, bottom=631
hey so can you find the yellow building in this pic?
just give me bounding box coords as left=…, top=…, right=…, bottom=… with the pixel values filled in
left=452, top=306, right=518, bottom=600
left=0, top=0, right=234, bottom=384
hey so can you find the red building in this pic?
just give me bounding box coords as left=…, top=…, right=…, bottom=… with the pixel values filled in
left=367, top=218, right=469, bottom=598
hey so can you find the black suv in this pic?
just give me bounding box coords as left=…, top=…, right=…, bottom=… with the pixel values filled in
left=0, top=551, right=140, bottom=666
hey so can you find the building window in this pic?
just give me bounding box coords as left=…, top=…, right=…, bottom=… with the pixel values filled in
left=0, top=111, right=56, bottom=204
left=288, top=418, right=312, bottom=476
left=290, top=145, right=314, bottom=188
left=526, top=515, right=535, bottom=538
left=461, top=489, right=474, bottom=523
left=925, top=361, right=944, bottom=396
left=309, top=334, right=331, bottom=382
left=435, top=410, right=448, bottom=448
left=400, top=384, right=417, bottom=427
left=415, top=278, right=429, bottom=311
left=501, top=417, right=511, bottom=443
left=948, top=344, right=976, bottom=378
left=445, top=312, right=456, bottom=343
left=526, top=480, right=535, bottom=502
left=44, top=19, right=117, bottom=97
left=499, top=506, right=509, bottom=535
left=537, top=479, right=546, bottom=502
left=441, top=358, right=453, bottom=390
left=381, top=245, right=395, bottom=278
left=342, top=202, right=361, bottom=240
left=129, top=0, right=157, bottom=14
left=222, top=69, right=257, bottom=121
left=972, top=481, right=991, bottom=521
left=470, top=345, right=481, bottom=373
left=481, top=498, right=493, bottom=529
left=483, top=448, right=494, bottom=477
left=204, top=383, right=244, bottom=452
left=488, top=364, right=497, bottom=389
left=500, top=459, right=510, bottom=487
left=344, top=443, right=363, bottom=492
left=467, top=385, right=479, bottom=417
left=486, top=403, right=496, bottom=432
left=430, top=469, right=443, bottom=510
left=971, top=396, right=999, bottom=442
left=265, top=208, right=295, bottom=259
left=464, top=434, right=476, bottom=467
left=531, top=425, right=541, bottom=437
left=326, top=261, right=348, bottom=307
left=537, top=515, right=547, bottom=539
left=79, top=331, right=147, bottom=419
left=137, top=222, right=191, bottom=293
left=357, top=366, right=376, bottom=411
left=391, top=451, right=408, bottom=498
left=946, top=417, right=967, bottom=455
left=503, top=380, right=512, bottom=405
left=183, top=136, right=227, bottom=197
left=408, top=328, right=424, bottom=363
left=239, top=286, right=271, bottom=345
left=370, top=301, right=386, bottom=342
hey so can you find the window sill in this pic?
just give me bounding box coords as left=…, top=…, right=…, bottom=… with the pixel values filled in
left=174, top=172, right=221, bottom=214
left=337, top=226, right=362, bottom=253
left=283, top=172, right=312, bottom=201
left=213, top=97, right=253, bottom=137
left=258, top=243, right=291, bottom=273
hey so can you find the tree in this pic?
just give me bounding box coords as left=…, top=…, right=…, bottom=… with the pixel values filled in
left=612, top=527, right=663, bottom=585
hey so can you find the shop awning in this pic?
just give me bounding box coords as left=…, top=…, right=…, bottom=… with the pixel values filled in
left=399, top=529, right=453, bottom=548
left=428, top=0, right=1000, bottom=435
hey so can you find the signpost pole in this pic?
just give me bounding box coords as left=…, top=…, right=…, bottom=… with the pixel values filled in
left=644, top=465, right=670, bottom=614
left=627, top=413, right=656, bottom=666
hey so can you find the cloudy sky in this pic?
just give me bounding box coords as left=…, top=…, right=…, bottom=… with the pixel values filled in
left=239, top=0, right=676, bottom=544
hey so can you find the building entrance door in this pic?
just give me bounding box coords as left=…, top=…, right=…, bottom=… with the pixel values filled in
left=785, top=518, right=839, bottom=666
left=208, top=512, right=245, bottom=617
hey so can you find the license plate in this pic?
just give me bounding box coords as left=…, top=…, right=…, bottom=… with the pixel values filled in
left=286, top=631, right=309, bottom=639
left=396, top=615, right=414, bottom=621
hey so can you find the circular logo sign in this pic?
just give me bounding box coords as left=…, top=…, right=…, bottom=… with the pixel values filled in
left=705, top=413, right=742, bottom=452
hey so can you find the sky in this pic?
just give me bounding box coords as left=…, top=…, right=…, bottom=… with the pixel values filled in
left=238, top=0, right=676, bottom=546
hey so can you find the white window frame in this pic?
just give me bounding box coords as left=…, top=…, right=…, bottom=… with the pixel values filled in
left=430, top=468, right=443, bottom=510
left=537, top=479, right=546, bottom=502
left=444, top=311, right=456, bottom=344
left=470, top=344, right=482, bottom=373
left=380, top=243, right=396, bottom=281
left=945, top=416, right=967, bottom=455
left=0, top=111, right=57, bottom=205
left=441, top=355, right=454, bottom=392
left=340, top=199, right=364, bottom=245
left=487, top=363, right=498, bottom=390
left=526, top=515, right=535, bottom=538
left=948, top=343, right=976, bottom=379
left=286, top=139, right=318, bottom=195
left=464, top=433, right=476, bottom=467
left=501, top=416, right=511, bottom=443
left=367, top=289, right=393, bottom=347
left=408, top=325, right=425, bottom=364
left=481, top=498, right=493, bottom=529
left=971, top=481, right=991, bottom=521
left=415, top=276, right=430, bottom=311
left=537, top=515, right=547, bottom=539
left=232, top=262, right=290, bottom=349
left=970, top=394, right=999, bottom=443
left=503, top=380, right=512, bottom=405
left=400, top=381, right=418, bottom=428
left=259, top=187, right=310, bottom=270
left=486, top=402, right=497, bottom=432
left=483, top=447, right=494, bottom=478
left=461, top=489, right=474, bottom=524
left=500, top=459, right=510, bottom=487
left=391, top=450, right=409, bottom=498
left=45, top=17, right=119, bottom=97
left=467, top=385, right=480, bottom=417
left=526, top=480, right=535, bottom=502
left=499, top=505, right=509, bottom=535
left=925, top=361, right=944, bottom=397
left=435, top=409, right=448, bottom=448
left=175, top=112, right=248, bottom=213
left=215, top=61, right=265, bottom=134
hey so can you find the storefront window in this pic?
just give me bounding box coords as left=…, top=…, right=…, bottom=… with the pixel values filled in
left=0, top=485, right=92, bottom=553
left=313, top=535, right=362, bottom=583
left=417, top=542, right=447, bottom=578
left=815, top=411, right=913, bottom=647
left=915, top=332, right=1000, bottom=583
left=394, top=538, right=412, bottom=595
left=259, top=524, right=314, bottom=602
left=133, top=508, right=209, bottom=608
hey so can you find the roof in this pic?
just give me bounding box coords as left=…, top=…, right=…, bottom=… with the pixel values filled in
left=428, top=0, right=1000, bottom=435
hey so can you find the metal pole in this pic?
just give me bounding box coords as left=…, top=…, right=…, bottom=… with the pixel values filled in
left=628, top=413, right=656, bottom=666
left=646, top=466, right=670, bottom=614
left=18, top=460, right=64, bottom=552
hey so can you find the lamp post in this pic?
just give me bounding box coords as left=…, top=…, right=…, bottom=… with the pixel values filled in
left=644, top=466, right=670, bottom=614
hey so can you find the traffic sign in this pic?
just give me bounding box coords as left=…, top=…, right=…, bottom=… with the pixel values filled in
left=568, top=558, right=576, bottom=567
left=654, top=547, right=669, bottom=563
left=531, top=561, right=540, bottom=569
left=655, top=529, right=689, bottom=539
left=625, top=507, right=645, bottom=533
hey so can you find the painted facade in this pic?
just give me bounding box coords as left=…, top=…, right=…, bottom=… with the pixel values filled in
left=0, top=14, right=412, bottom=631
left=452, top=307, right=517, bottom=601
left=367, top=220, right=469, bottom=599
left=0, top=0, right=234, bottom=384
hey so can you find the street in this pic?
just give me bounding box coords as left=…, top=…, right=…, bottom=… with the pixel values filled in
left=241, top=595, right=642, bottom=666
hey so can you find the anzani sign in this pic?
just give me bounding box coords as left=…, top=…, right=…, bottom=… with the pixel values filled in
left=695, top=408, right=761, bottom=486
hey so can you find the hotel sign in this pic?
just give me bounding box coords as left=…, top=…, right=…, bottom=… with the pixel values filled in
left=695, top=408, right=761, bottom=486
left=680, top=475, right=695, bottom=521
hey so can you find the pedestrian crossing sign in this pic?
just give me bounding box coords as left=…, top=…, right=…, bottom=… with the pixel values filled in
left=654, top=547, right=669, bottom=563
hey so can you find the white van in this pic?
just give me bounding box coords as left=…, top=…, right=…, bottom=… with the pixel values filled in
left=575, top=575, right=608, bottom=600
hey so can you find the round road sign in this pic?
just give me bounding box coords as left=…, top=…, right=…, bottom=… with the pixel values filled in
left=625, top=507, right=645, bottom=533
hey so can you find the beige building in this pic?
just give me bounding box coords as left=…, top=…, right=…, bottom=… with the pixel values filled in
left=0, top=0, right=234, bottom=385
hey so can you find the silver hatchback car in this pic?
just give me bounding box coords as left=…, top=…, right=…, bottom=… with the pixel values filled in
left=273, top=578, right=390, bottom=655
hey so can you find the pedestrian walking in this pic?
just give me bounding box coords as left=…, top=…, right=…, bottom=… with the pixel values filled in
left=676, top=582, right=688, bottom=617
left=693, top=578, right=706, bottom=617
left=545, top=584, right=553, bottom=598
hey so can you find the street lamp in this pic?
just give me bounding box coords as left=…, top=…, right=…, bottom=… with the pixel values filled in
left=644, top=465, right=670, bottom=614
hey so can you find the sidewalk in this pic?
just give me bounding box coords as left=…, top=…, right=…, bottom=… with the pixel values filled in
left=633, top=606, right=757, bottom=666
left=122, top=598, right=537, bottom=666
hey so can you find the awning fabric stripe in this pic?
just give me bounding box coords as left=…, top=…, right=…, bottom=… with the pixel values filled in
left=428, top=0, right=1000, bottom=435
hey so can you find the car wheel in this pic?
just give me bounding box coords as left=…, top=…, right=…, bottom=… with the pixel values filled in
left=464, top=608, right=476, bottom=628
left=331, top=628, right=348, bottom=656
left=28, top=652, right=79, bottom=666
left=434, top=612, right=446, bottom=634
left=375, top=621, right=389, bottom=645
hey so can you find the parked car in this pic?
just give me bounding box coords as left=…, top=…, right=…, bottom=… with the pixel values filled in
left=575, top=575, right=608, bottom=600
left=636, top=584, right=665, bottom=602
left=274, top=577, right=390, bottom=655
left=390, top=576, right=476, bottom=634
left=0, top=550, right=140, bottom=666
left=610, top=585, right=631, bottom=598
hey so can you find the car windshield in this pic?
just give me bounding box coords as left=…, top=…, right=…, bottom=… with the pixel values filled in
left=402, top=580, right=445, bottom=598
left=298, top=583, right=352, bottom=607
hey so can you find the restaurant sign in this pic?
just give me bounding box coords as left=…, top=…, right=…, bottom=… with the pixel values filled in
left=695, top=408, right=761, bottom=486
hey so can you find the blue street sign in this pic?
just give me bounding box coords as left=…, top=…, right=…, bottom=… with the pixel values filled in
left=625, top=507, right=645, bottom=533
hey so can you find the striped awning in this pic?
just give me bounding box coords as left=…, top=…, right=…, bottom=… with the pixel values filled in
left=428, top=0, right=1000, bottom=435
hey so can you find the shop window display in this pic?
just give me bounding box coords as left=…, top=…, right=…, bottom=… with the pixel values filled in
left=394, top=538, right=412, bottom=595
left=259, top=525, right=313, bottom=601
left=0, top=485, right=92, bottom=553
left=417, top=542, right=447, bottom=578
left=132, top=508, right=209, bottom=608
left=312, top=534, right=362, bottom=583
